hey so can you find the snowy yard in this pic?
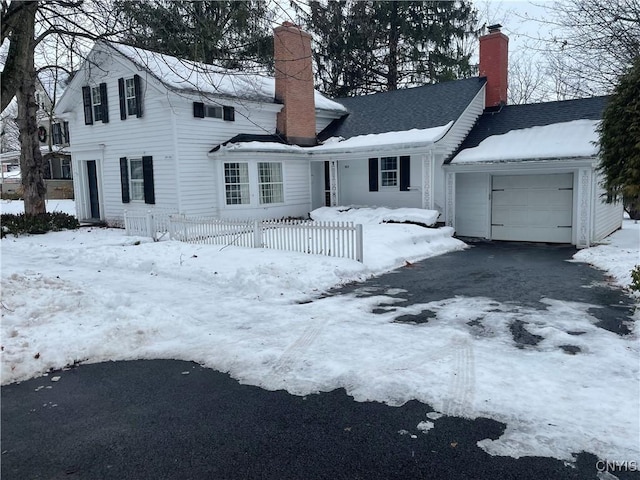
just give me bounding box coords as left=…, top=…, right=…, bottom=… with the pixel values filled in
left=1, top=199, right=638, bottom=465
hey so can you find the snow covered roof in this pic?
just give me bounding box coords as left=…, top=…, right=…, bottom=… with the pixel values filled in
left=319, top=77, right=485, bottom=140
left=212, top=122, right=453, bottom=155
left=450, top=119, right=600, bottom=163
left=448, top=96, right=608, bottom=164
left=105, top=42, right=347, bottom=113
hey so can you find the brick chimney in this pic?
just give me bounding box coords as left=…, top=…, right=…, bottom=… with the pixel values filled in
left=479, top=24, right=509, bottom=108
left=274, top=22, right=316, bottom=146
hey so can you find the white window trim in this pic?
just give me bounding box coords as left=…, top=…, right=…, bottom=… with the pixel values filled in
left=125, top=78, right=137, bottom=116
left=221, top=161, right=286, bottom=208
left=258, top=162, right=284, bottom=205
left=224, top=162, right=251, bottom=205
left=91, top=86, right=102, bottom=122
left=128, top=157, right=145, bottom=202
left=205, top=105, right=222, bottom=119
left=380, top=156, right=399, bottom=188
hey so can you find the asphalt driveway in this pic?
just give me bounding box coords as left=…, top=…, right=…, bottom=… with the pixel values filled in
left=2, top=242, right=637, bottom=480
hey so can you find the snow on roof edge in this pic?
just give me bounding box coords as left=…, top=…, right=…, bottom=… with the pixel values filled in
left=451, top=119, right=600, bottom=164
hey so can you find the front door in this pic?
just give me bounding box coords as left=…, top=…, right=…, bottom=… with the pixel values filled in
left=86, top=160, right=100, bottom=219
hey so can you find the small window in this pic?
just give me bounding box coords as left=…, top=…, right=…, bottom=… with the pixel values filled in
left=205, top=105, right=222, bottom=118
left=91, top=86, right=103, bottom=122
left=258, top=162, right=284, bottom=204
left=380, top=156, right=398, bottom=187
left=224, top=162, right=250, bottom=205
left=61, top=159, right=72, bottom=179
left=125, top=78, right=137, bottom=116
left=129, top=158, right=144, bottom=201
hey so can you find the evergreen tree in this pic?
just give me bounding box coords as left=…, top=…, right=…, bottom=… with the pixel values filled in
left=303, top=0, right=479, bottom=97
left=114, top=1, right=273, bottom=69
left=598, top=56, right=640, bottom=219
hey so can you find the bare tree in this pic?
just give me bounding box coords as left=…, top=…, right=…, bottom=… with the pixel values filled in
left=529, top=0, right=640, bottom=96
left=1, top=0, right=125, bottom=215
left=0, top=100, right=20, bottom=153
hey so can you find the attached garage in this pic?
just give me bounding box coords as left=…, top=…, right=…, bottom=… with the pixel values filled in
left=444, top=98, right=623, bottom=247
left=491, top=174, right=573, bottom=243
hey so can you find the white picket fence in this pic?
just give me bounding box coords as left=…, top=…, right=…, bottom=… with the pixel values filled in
left=168, top=215, right=364, bottom=262
left=123, top=209, right=176, bottom=241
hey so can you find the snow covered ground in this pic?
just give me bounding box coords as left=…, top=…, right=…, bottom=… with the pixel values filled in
left=1, top=200, right=638, bottom=465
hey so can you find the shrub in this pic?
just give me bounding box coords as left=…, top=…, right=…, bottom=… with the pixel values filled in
left=631, top=265, right=640, bottom=293
left=1, top=212, right=80, bottom=238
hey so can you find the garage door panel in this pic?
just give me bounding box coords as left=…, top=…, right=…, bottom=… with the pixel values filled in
left=492, top=225, right=572, bottom=243
left=491, top=174, right=573, bottom=243
left=493, top=174, right=573, bottom=190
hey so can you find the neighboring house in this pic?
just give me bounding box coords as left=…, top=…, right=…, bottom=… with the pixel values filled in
left=35, top=74, right=74, bottom=199
left=54, top=23, right=622, bottom=246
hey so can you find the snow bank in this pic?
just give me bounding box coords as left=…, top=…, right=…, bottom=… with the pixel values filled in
left=2, top=201, right=638, bottom=465
left=311, top=206, right=440, bottom=226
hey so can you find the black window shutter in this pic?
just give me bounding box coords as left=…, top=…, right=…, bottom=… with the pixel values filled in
left=193, top=102, right=205, bottom=118
left=134, top=74, right=143, bottom=117
left=142, top=156, right=155, bottom=204
left=120, top=157, right=130, bottom=203
left=399, top=155, right=410, bottom=191
left=223, top=106, right=235, bottom=121
left=368, top=158, right=378, bottom=192
left=63, top=122, right=70, bottom=143
left=99, top=82, right=109, bottom=123
left=82, top=86, right=93, bottom=125
left=118, top=78, right=127, bottom=120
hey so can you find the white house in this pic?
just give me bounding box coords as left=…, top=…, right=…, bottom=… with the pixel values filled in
left=54, top=23, right=622, bottom=246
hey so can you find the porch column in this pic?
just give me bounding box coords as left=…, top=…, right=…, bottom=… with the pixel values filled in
left=445, top=172, right=456, bottom=228
left=421, top=152, right=434, bottom=209
left=329, top=160, right=338, bottom=207
left=576, top=168, right=593, bottom=247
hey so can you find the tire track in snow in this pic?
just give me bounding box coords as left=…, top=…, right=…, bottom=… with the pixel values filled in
left=443, top=336, right=475, bottom=417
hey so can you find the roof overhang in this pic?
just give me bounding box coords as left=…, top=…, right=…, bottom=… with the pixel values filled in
left=444, top=156, right=598, bottom=173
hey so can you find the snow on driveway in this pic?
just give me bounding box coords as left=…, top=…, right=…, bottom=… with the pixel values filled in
left=1, top=200, right=638, bottom=465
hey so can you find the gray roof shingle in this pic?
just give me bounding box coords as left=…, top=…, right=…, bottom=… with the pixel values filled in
left=319, top=77, right=487, bottom=141
left=447, top=96, right=609, bottom=163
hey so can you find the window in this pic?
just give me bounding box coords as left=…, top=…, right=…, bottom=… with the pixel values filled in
left=380, top=156, right=398, bottom=187
left=129, top=158, right=144, bottom=201
left=61, top=159, right=72, bottom=179
left=83, top=83, right=108, bottom=125
left=49, top=122, right=69, bottom=145
left=120, top=156, right=154, bottom=204
left=193, top=102, right=235, bottom=121
left=368, top=156, right=411, bottom=192
left=224, top=162, right=250, bottom=205
left=205, top=105, right=222, bottom=118
left=119, top=76, right=142, bottom=120
left=125, top=78, right=137, bottom=116
left=91, top=86, right=103, bottom=122
left=258, top=162, right=284, bottom=204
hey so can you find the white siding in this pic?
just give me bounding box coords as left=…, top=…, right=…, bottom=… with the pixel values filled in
left=433, top=86, right=485, bottom=211
left=172, top=99, right=279, bottom=216
left=66, top=54, right=178, bottom=223
left=337, top=156, right=422, bottom=208
left=215, top=156, right=311, bottom=220
left=455, top=172, right=490, bottom=238
left=593, top=174, right=624, bottom=241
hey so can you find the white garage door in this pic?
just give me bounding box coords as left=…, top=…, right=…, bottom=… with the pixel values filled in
left=491, top=174, right=573, bottom=243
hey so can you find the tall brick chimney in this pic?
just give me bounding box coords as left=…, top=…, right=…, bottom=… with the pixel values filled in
left=479, top=24, right=509, bottom=108
left=274, top=22, right=316, bottom=146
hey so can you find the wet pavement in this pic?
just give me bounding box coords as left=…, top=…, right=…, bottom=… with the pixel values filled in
left=2, top=242, right=638, bottom=480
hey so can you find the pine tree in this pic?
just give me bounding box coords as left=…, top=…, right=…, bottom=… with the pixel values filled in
left=303, top=0, right=479, bottom=97
left=598, top=57, right=640, bottom=219
left=115, top=1, right=273, bottom=69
